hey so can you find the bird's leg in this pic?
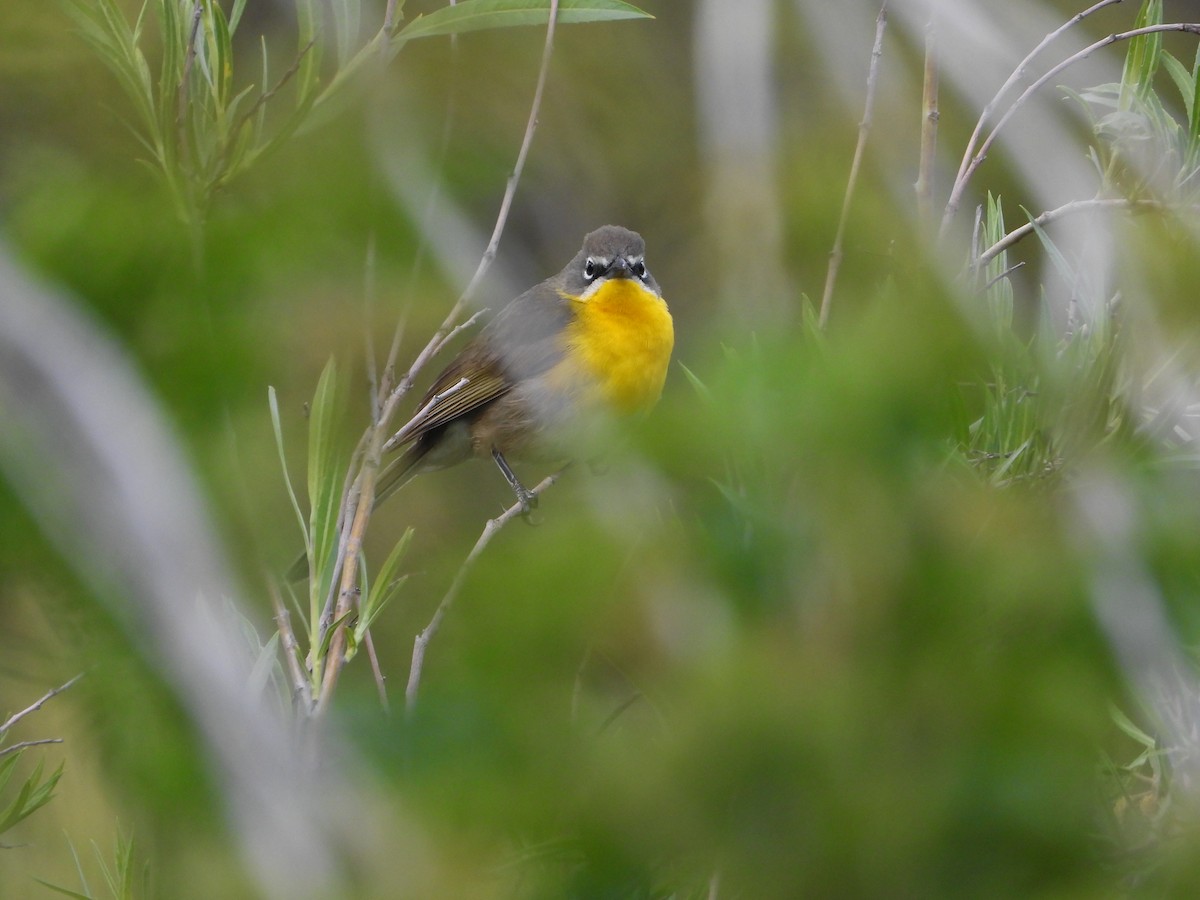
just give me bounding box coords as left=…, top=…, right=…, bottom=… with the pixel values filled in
left=491, top=448, right=538, bottom=515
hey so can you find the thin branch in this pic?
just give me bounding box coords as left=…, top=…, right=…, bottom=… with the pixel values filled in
left=225, top=38, right=316, bottom=168
left=0, top=739, right=62, bottom=760
left=942, top=0, right=1123, bottom=235
left=0, top=674, right=83, bottom=739
left=915, top=11, right=939, bottom=226
left=430, top=307, right=488, bottom=362
left=364, top=629, right=390, bottom=713
left=976, top=197, right=1168, bottom=265
left=405, top=468, right=566, bottom=715
left=980, top=260, right=1026, bottom=293
left=269, top=576, right=313, bottom=712
left=819, top=0, right=889, bottom=329
left=942, top=18, right=1200, bottom=235
left=384, top=0, right=402, bottom=33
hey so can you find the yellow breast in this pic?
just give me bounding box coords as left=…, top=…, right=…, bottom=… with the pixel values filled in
left=562, top=278, right=674, bottom=414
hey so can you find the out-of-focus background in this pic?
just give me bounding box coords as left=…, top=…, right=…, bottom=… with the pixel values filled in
left=6, top=0, right=1200, bottom=895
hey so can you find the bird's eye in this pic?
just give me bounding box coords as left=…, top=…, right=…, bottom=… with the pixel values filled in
left=584, top=258, right=597, bottom=280
left=632, top=260, right=647, bottom=279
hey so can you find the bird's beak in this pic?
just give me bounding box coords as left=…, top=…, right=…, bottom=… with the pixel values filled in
left=608, top=256, right=633, bottom=278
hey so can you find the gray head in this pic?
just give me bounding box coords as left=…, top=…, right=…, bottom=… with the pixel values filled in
left=561, top=225, right=660, bottom=298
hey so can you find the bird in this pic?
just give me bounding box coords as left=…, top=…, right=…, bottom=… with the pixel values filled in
left=375, top=224, right=674, bottom=510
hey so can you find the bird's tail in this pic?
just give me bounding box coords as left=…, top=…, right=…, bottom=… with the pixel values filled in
left=374, top=444, right=423, bottom=507
left=284, top=444, right=423, bottom=582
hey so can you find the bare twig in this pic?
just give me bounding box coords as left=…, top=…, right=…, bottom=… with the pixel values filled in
left=364, top=629, right=390, bottom=713
left=943, top=19, right=1200, bottom=235
left=223, top=39, right=317, bottom=176
left=941, top=0, right=1124, bottom=235
left=0, top=739, right=64, bottom=760
left=0, top=674, right=83, bottom=739
left=915, top=11, right=939, bottom=226
left=430, top=307, right=488, bottom=361
left=819, top=0, right=889, bottom=329
left=384, top=0, right=402, bottom=33
left=976, top=197, right=1167, bottom=265
left=405, top=468, right=566, bottom=714
left=979, top=260, right=1026, bottom=293
left=269, top=577, right=313, bottom=712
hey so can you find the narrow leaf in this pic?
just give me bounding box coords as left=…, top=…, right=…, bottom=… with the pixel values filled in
left=397, top=0, right=652, bottom=42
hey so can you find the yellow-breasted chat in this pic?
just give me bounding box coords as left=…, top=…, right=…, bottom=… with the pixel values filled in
left=376, top=224, right=674, bottom=508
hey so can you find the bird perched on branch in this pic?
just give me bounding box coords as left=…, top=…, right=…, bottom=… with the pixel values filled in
left=376, top=224, right=674, bottom=509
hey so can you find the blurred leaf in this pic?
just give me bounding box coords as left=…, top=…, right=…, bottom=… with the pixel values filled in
left=1120, top=0, right=1163, bottom=110
left=677, top=362, right=710, bottom=401
left=268, top=385, right=310, bottom=556
left=307, top=358, right=344, bottom=610
left=358, top=527, right=414, bottom=643
left=396, top=0, right=652, bottom=41
left=0, top=757, right=63, bottom=835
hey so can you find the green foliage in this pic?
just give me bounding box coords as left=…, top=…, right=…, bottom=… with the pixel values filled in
left=36, top=832, right=148, bottom=900
left=304, top=357, right=345, bottom=618
left=60, top=0, right=650, bottom=229
left=0, top=753, right=63, bottom=841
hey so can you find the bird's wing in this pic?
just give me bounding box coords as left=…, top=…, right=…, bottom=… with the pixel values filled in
left=387, top=283, right=572, bottom=448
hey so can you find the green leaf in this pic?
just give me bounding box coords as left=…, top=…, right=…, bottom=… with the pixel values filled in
left=0, top=759, right=63, bottom=835
left=31, top=880, right=92, bottom=900
left=397, top=0, right=652, bottom=42
left=268, top=386, right=310, bottom=555
left=1186, top=44, right=1200, bottom=170
left=1120, top=0, right=1163, bottom=110
left=677, top=362, right=711, bottom=402
left=0, top=753, right=18, bottom=793
left=307, top=359, right=344, bottom=607
left=358, top=528, right=414, bottom=642
left=1161, top=51, right=1193, bottom=120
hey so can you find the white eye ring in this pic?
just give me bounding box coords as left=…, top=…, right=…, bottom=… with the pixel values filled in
left=632, top=260, right=647, bottom=279
left=584, top=258, right=597, bottom=280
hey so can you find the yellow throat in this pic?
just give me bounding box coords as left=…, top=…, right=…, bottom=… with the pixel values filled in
left=563, top=278, right=675, bottom=414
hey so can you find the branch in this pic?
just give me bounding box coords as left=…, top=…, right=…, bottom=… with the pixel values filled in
left=915, top=11, right=939, bottom=226
left=941, top=0, right=1123, bottom=234
left=942, top=18, right=1200, bottom=235
left=819, top=0, right=888, bottom=329
left=268, top=577, right=313, bottom=712
left=405, top=468, right=566, bottom=714
left=0, top=674, right=83, bottom=739
left=0, top=739, right=63, bottom=760
left=976, top=197, right=1168, bottom=265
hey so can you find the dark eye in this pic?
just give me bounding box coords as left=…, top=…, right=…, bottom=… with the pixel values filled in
left=632, top=260, right=646, bottom=279
left=584, top=258, right=597, bottom=280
